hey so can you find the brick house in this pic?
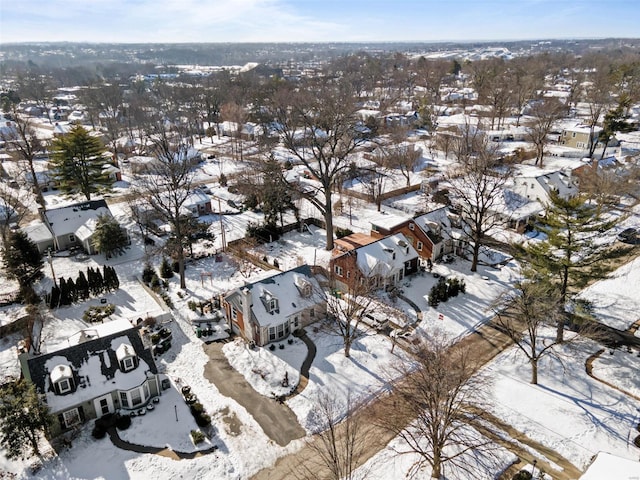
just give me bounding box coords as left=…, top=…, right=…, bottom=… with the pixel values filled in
left=330, top=233, right=419, bottom=293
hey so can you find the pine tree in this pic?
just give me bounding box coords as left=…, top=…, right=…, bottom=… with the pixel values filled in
left=58, top=277, right=70, bottom=306
left=49, top=284, right=60, bottom=309
left=92, top=214, right=129, bottom=259
left=110, top=266, right=119, bottom=290
left=2, top=230, right=44, bottom=289
left=49, top=125, right=112, bottom=200
left=94, top=269, right=104, bottom=294
left=517, top=191, right=620, bottom=342
left=66, top=277, right=77, bottom=303
left=0, top=379, right=53, bottom=459
left=160, top=257, right=173, bottom=279
left=76, top=270, right=89, bottom=299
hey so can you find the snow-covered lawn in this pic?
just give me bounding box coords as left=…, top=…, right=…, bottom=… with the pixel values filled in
left=577, top=254, right=640, bottom=331
left=485, top=334, right=640, bottom=470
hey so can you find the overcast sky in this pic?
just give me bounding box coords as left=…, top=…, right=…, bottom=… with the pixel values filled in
left=1, top=0, right=638, bottom=44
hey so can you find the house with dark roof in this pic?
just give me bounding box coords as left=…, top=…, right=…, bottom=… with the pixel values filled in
left=222, top=265, right=325, bottom=347
left=40, top=199, right=128, bottom=254
left=19, top=319, right=161, bottom=436
left=369, top=205, right=453, bottom=262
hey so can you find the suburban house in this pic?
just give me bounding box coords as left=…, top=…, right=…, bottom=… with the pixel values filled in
left=512, top=169, right=578, bottom=204
left=369, top=205, right=453, bottom=262
left=19, top=319, right=161, bottom=435
left=330, top=233, right=419, bottom=292
left=222, top=265, right=325, bottom=347
left=41, top=199, right=128, bottom=254
left=182, top=189, right=213, bottom=217
left=559, top=124, right=603, bottom=150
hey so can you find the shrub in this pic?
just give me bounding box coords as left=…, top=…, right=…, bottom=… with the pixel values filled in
left=116, top=414, right=132, bottom=431
left=191, top=429, right=206, bottom=444
left=511, top=471, right=532, bottom=480
left=188, top=300, right=198, bottom=312
left=190, top=402, right=205, bottom=415
left=172, top=261, right=180, bottom=274
left=634, top=435, right=640, bottom=448
left=92, top=425, right=106, bottom=439
left=151, top=333, right=160, bottom=344
left=219, top=172, right=228, bottom=186
left=142, top=264, right=155, bottom=284
left=336, top=227, right=353, bottom=239
left=160, top=257, right=173, bottom=279
left=150, top=274, right=162, bottom=290
left=95, top=413, right=116, bottom=430
left=195, top=412, right=212, bottom=428
left=246, top=221, right=280, bottom=243
left=269, top=344, right=276, bottom=351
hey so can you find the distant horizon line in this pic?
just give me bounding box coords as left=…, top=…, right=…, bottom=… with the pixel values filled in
left=2, top=36, right=639, bottom=47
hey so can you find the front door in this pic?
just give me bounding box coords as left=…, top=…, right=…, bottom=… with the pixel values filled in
left=94, top=394, right=114, bottom=418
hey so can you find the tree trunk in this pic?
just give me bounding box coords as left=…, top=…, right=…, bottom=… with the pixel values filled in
left=432, top=452, right=442, bottom=479
left=530, top=358, right=538, bottom=384
left=471, top=241, right=480, bottom=272
left=324, top=190, right=335, bottom=251
left=344, top=337, right=351, bottom=358
left=178, top=248, right=186, bottom=289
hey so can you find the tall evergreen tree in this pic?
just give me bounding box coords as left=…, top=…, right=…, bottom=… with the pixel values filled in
left=58, top=277, right=70, bottom=306
left=2, top=230, right=44, bottom=289
left=66, top=277, right=77, bottom=303
left=516, top=191, right=620, bottom=342
left=76, top=270, right=89, bottom=299
left=0, top=379, right=53, bottom=459
left=49, top=284, right=60, bottom=309
left=92, top=214, right=129, bottom=259
left=49, top=125, right=112, bottom=200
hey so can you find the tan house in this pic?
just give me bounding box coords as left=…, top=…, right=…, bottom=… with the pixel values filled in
left=560, top=124, right=603, bottom=150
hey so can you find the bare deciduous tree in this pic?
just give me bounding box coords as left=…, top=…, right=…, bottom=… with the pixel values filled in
left=445, top=137, right=510, bottom=272
left=0, top=109, right=45, bottom=207
left=525, top=97, right=565, bottom=167
left=492, top=274, right=563, bottom=384
left=296, top=392, right=370, bottom=480
left=269, top=79, right=363, bottom=250
left=376, top=336, right=494, bottom=479
left=131, top=127, right=196, bottom=289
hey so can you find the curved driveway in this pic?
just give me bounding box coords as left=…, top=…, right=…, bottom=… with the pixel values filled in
left=202, top=342, right=306, bottom=446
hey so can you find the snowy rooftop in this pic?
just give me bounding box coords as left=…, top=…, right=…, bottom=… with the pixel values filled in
left=43, top=199, right=111, bottom=238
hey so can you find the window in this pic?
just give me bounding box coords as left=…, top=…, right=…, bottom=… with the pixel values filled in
left=409, top=223, right=415, bottom=231
left=62, top=408, right=81, bottom=428
left=417, top=241, right=423, bottom=251
left=392, top=252, right=396, bottom=260
left=99, top=398, right=110, bottom=416
left=131, top=388, right=142, bottom=407
left=231, top=306, right=237, bottom=320
left=269, top=327, right=276, bottom=341
left=346, top=271, right=351, bottom=279
left=58, top=378, right=72, bottom=394
left=68, top=234, right=76, bottom=243
left=372, top=225, right=379, bottom=232
left=269, top=298, right=278, bottom=312
left=309, top=309, right=315, bottom=318
left=334, top=265, right=343, bottom=277
left=572, top=132, right=576, bottom=138
left=120, top=391, right=128, bottom=408
left=294, top=316, right=299, bottom=328
left=122, top=357, right=135, bottom=372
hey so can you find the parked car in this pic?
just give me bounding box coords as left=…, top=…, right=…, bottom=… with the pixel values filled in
left=617, top=227, right=638, bottom=243
left=363, top=313, right=389, bottom=331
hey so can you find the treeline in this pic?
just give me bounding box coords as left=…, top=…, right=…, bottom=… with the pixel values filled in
left=46, top=266, right=119, bottom=308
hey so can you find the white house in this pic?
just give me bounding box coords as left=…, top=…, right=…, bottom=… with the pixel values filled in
left=512, top=170, right=578, bottom=204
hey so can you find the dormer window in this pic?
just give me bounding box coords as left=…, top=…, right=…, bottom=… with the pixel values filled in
left=269, top=298, right=279, bottom=312
left=116, top=343, right=138, bottom=373
left=409, top=223, right=415, bottom=230
left=51, top=364, right=74, bottom=395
